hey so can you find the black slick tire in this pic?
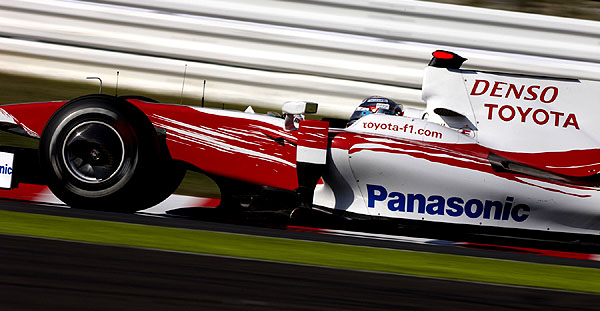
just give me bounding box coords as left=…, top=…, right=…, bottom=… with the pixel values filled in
left=39, top=94, right=184, bottom=212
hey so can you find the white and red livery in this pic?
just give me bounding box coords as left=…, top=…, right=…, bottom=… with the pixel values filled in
left=0, top=51, right=599, bottom=239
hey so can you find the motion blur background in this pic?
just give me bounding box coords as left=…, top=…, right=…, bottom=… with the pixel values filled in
left=1, top=0, right=599, bottom=120
left=429, top=0, right=600, bottom=21
left=1, top=4, right=600, bottom=306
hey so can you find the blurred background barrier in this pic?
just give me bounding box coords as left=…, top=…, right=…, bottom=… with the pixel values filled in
left=0, top=0, right=599, bottom=118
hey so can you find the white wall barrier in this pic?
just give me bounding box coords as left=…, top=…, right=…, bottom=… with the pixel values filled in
left=0, top=0, right=599, bottom=118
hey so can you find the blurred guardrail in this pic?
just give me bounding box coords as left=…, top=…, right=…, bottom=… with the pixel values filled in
left=0, top=0, right=599, bottom=118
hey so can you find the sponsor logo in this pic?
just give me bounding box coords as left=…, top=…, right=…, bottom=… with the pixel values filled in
left=367, top=184, right=530, bottom=222
left=364, top=98, right=389, bottom=103
left=362, top=122, right=443, bottom=139
left=469, top=79, right=579, bottom=130
left=0, top=164, right=12, bottom=175
left=483, top=103, right=579, bottom=130
left=470, top=80, right=558, bottom=104
left=375, top=103, right=390, bottom=110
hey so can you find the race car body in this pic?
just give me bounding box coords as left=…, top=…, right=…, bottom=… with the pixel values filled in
left=423, top=65, right=600, bottom=177
left=0, top=51, right=599, bottom=238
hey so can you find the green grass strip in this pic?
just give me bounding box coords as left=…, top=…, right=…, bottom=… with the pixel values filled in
left=0, top=209, right=598, bottom=293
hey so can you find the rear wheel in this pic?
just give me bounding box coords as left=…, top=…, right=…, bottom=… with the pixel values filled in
left=39, top=94, right=184, bottom=212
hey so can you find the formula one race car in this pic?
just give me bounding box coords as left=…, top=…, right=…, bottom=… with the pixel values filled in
left=1, top=51, right=600, bottom=239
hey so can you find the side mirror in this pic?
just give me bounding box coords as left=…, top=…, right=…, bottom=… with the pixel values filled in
left=282, top=101, right=318, bottom=115
left=282, top=101, right=318, bottom=130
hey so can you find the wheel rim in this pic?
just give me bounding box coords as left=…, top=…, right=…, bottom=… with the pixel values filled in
left=62, top=121, right=126, bottom=184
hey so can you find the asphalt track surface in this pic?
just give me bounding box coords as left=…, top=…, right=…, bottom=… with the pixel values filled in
left=2, top=234, right=600, bottom=311
left=1, top=199, right=600, bottom=310
left=0, top=199, right=598, bottom=268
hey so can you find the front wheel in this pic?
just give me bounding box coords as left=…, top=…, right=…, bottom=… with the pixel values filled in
left=39, top=94, right=184, bottom=212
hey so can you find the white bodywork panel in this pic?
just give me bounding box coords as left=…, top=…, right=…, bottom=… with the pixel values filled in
left=314, top=67, right=600, bottom=236
left=0, top=152, right=14, bottom=189
left=423, top=67, right=600, bottom=153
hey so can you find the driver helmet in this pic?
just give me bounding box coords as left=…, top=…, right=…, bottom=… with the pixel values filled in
left=347, top=96, right=403, bottom=127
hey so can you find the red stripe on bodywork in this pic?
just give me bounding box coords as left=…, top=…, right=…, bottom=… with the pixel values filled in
left=298, top=120, right=329, bottom=149
left=1, top=101, right=66, bottom=137
left=133, top=102, right=300, bottom=191
left=0, top=183, right=51, bottom=203
left=459, top=242, right=598, bottom=261
left=286, top=225, right=328, bottom=234
left=338, top=132, right=594, bottom=197
left=493, top=149, right=600, bottom=177
left=333, top=127, right=600, bottom=178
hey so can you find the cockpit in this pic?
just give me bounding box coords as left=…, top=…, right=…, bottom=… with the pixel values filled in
left=347, top=96, right=404, bottom=127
